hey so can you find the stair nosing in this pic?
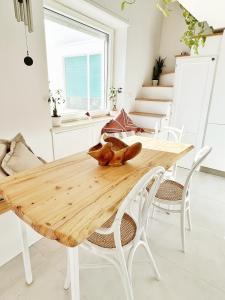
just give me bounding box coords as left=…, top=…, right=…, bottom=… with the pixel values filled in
left=129, top=112, right=167, bottom=118
left=143, top=127, right=156, bottom=133
left=142, top=84, right=173, bottom=88
left=135, top=98, right=173, bottom=103
left=161, top=71, right=175, bottom=75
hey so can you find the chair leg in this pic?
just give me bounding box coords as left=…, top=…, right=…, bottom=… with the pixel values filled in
left=143, top=233, right=160, bottom=280
left=187, top=208, right=192, bottom=231
left=68, top=247, right=80, bottom=300
left=64, top=250, right=70, bottom=290
left=19, top=219, right=33, bottom=285
left=117, top=247, right=134, bottom=300
left=180, top=212, right=186, bottom=253
left=151, top=204, right=155, bottom=219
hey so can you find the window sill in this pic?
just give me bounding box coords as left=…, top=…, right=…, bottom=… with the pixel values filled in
left=51, top=115, right=112, bottom=134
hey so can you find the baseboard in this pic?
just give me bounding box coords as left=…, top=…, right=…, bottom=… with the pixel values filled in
left=200, top=166, right=225, bottom=178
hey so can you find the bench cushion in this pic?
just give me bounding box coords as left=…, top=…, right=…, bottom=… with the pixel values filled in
left=1, top=133, right=44, bottom=176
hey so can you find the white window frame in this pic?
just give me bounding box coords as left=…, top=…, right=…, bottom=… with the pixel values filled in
left=44, top=4, right=114, bottom=121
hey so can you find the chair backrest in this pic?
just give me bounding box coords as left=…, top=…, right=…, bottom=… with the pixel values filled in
left=154, top=125, right=184, bottom=143
left=112, top=166, right=165, bottom=248
left=182, top=146, right=212, bottom=202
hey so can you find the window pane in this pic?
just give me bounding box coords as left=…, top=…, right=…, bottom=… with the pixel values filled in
left=44, top=10, right=109, bottom=115
left=90, top=54, right=103, bottom=111
left=64, top=56, right=88, bottom=111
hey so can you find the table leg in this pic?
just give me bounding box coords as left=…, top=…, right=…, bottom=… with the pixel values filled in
left=68, top=247, right=80, bottom=300
left=19, top=219, right=33, bottom=285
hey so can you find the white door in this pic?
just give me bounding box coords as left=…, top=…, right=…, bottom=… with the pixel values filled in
left=173, top=56, right=217, bottom=168
left=203, top=124, right=225, bottom=172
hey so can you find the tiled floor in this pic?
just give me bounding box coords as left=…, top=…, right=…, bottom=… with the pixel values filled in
left=1, top=168, right=225, bottom=300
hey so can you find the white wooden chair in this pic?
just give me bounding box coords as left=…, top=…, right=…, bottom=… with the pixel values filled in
left=154, top=125, right=184, bottom=179
left=64, top=166, right=165, bottom=300
left=150, top=146, right=212, bottom=252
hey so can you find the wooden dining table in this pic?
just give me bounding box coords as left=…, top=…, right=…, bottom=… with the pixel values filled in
left=0, top=135, right=193, bottom=299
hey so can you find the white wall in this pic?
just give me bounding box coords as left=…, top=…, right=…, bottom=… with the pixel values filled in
left=91, top=0, right=163, bottom=111
left=0, top=1, right=52, bottom=160
left=0, top=0, right=163, bottom=266
left=0, top=0, right=52, bottom=266
left=159, top=2, right=190, bottom=73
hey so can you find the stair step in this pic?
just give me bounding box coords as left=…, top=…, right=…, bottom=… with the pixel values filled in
left=143, top=127, right=156, bottom=133
left=130, top=112, right=166, bottom=118
left=129, top=113, right=169, bottom=130
left=134, top=99, right=171, bottom=115
left=142, top=84, right=173, bottom=88
left=160, top=72, right=175, bottom=86
left=161, top=71, right=175, bottom=75
left=140, top=86, right=174, bottom=100
left=135, top=98, right=172, bottom=103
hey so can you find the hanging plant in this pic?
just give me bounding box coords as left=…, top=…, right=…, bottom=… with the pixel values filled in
left=121, top=0, right=136, bottom=10
left=180, top=8, right=208, bottom=54
left=121, top=0, right=211, bottom=54
left=156, top=0, right=176, bottom=17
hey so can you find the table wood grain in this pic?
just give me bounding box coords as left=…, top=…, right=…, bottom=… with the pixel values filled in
left=0, top=136, right=193, bottom=247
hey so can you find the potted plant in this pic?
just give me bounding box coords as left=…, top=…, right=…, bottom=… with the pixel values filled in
left=152, top=56, right=166, bottom=86
left=48, top=89, right=65, bottom=127
left=109, top=87, right=123, bottom=113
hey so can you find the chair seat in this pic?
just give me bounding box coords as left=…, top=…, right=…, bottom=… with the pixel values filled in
left=87, top=213, right=137, bottom=249
left=155, top=180, right=184, bottom=201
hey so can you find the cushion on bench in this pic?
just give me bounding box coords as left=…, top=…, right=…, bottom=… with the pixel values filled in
left=1, top=133, right=44, bottom=176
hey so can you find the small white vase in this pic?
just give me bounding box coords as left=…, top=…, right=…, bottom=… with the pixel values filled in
left=52, top=116, right=62, bottom=127
left=152, top=80, right=159, bottom=86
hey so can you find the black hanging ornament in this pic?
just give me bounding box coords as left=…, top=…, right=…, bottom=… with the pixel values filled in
left=24, top=51, right=33, bottom=66
left=23, top=21, right=33, bottom=66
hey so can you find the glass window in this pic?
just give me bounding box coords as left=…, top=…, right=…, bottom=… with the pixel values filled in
left=44, top=9, right=109, bottom=115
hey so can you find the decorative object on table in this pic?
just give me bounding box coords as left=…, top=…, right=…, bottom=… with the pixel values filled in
left=109, top=87, right=123, bottom=112
left=88, top=136, right=142, bottom=166
left=101, top=109, right=144, bottom=134
left=13, top=0, right=34, bottom=66
left=152, top=56, right=166, bottom=86
left=48, top=89, right=66, bottom=127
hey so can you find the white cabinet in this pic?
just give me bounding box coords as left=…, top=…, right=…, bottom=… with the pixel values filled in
left=203, top=124, right=225, bottom=171
left=208, top=34, right=225, bottom=125
left=52, top=119, right=108, bottom=159
left=173, top=56, right=217, bottom=168
left=53, top=127, right=93, bottom=159
left=202, top=33, right=225, bottom=172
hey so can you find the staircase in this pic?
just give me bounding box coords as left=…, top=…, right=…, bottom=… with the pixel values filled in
left=129, top=72, right=175, bottom=133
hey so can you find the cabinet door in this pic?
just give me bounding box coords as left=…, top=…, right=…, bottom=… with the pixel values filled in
left=203, top=124, right=225, bottom=172
left=53, top=127, right=93, bottom=159
left=173, top=56, right=217, bottom=168
left=208, top=33, right=225, bottom=124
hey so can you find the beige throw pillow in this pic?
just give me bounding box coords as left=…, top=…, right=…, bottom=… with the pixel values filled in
left=1, top=134, right=44, bottom=175
left=0, top=140, right=9, bottom=178
left=0, top=144, right=7, bottom=164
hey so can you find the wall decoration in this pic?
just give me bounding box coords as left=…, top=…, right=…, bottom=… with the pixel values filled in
left=13, top=0, right=34, bottom=66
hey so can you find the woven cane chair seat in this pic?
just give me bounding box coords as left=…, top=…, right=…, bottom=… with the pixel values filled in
left=155, top=180, right=184, bottom=201
left=87, top=213, right=137, bottom=249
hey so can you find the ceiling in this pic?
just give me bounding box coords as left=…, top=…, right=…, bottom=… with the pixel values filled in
left=178, top=0, right=225, bottom=29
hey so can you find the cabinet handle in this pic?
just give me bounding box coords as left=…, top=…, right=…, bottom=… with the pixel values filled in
left=212, top=57, right=215, bottom=61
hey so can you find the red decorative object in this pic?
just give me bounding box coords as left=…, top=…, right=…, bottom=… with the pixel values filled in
left=102, top=109, right=144, bottom=134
